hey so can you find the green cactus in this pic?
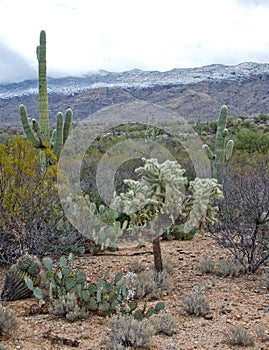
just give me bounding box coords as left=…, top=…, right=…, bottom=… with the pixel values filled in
left=87, top=199, right=123, bottom=251
left=1, top=254, right=41, bottom=301
left=24, top=253, right=161, bottom=320
left=20, top=30, right=72, bottom=171
left=202, top=105, right=234, bottom=182
left=132, top=301, right=165, bottom=321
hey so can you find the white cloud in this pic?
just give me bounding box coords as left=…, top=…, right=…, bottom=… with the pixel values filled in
left=0, top=0, right=269, bottom=82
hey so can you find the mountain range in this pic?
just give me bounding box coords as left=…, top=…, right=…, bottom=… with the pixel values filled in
left=1, top=62, right=269, bottom=126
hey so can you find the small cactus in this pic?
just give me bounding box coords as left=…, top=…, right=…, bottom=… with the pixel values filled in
left=1, top=254, right=41, bottom=301
left=132, top=302, right=165, bottom=321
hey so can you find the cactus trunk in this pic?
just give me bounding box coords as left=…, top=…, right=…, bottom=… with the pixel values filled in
left=202, top=105, right=234, bottom=182
left=20, top=30, right=72, bottom=171
left=37, top=30, right=49, bottom=143
left=152, top=237, right=163, bottom=272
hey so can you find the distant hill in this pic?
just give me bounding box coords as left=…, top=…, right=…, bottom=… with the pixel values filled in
left=1, top=62, right=269, bottom=126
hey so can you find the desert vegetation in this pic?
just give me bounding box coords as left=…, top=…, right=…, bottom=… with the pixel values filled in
left=0, top=30, right=268, bottom=349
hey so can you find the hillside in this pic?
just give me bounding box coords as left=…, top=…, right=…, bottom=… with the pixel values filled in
left=1, top=62, right=269, bottom=126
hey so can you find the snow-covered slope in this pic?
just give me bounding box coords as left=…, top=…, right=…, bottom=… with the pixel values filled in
left=1, top=62, right=269, bottom=99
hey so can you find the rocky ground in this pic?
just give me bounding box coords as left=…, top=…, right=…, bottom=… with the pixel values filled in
left=0, top=233, right=269, bottom=350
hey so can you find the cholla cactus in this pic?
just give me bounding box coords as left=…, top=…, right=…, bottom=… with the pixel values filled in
left=112, top=158, right=187, bottom=228
left=202, top=105, right=234, bottom=182
left=113, top=158, right=223, bottom=237
left=183, top=178, right=223, bottom=233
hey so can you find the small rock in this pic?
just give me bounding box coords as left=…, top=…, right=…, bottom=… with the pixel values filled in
left=235, top=314, right=242, bottom=320
left=220, top=308, right=232, bottom=314
left=204, top=313, right=214, bottom=320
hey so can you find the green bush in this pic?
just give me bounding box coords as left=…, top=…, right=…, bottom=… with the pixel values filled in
left=234, top=127, right=269, bottom=153
left=0, top=136, right=88, bottom=264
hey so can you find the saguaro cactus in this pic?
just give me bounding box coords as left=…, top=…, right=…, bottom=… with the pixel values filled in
left=20, top=30, right=72, bottom=170
left=202, top=105, right=234, bottom=182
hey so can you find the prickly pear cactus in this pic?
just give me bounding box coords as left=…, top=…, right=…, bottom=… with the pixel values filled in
left=132, top=301, right=165, bottom=321
left=1, top=254, right=41, bottom=301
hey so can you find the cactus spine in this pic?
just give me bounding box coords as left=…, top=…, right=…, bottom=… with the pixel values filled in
left=20, top=30, right=72, bottom=170
left=1, top=254, right=41, bottom=301
left=202, top=105, right=234, bottom=182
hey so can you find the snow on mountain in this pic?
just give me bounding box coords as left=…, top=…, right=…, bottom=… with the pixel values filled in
left=1, top=62, right=269, bottom=99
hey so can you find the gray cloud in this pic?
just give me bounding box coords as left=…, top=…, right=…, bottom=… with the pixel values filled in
left=236, top=0, right=269, bottom=7
left=0, top=41, right=36, bottom=83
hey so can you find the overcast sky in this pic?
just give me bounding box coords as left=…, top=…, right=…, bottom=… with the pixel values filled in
left=0, top=0, right=269, bottom=83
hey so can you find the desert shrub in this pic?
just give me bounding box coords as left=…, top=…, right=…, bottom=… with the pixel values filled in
left=0, top=137, right=89, bottom=264
left=80, top=126, right=196, bottom=205
left=211, top=151, right=269, bottom=273
left=128, top=260, right=146, bottom=274
left=261, top=273, right=269, bottom=290
left=182, top=291, right=210, bottom=316
left=125, top=267, right=173, bottom=300
left=234, top=127, right=269, bottom=153
left=258, top=113, right=269, bottom=122
left=215, top=257, right=244, bottom=277
left=255, top=326, right=269, bottom=342
left=153, top=313, right=177, bottom=336
left=198, top=257, right=215, bottom=274
left=208, top=120, right=218, bottom=132
left=107, top=315, right=154, bottom=349
left=0, top=132, right=10, bottom=145
left=50, top=292, right=87, bottom=322
left=162, top=258, right=175, bottom=275
left=224, top=326, right=255, bottom=347
left=0, top=305, right=18, bottom=338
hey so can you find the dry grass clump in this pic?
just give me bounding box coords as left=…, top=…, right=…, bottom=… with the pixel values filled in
left=50, top=292, right=87, bottom=322
left=128, top=260, right=146, bottom=274
left=224, top=326, right=255, bottom=347
left=107, top=315, right=154, bottom=349
left=198, top=257, right=215, bottom=274
left=261, top=272, right=269, bottom=290
left=0, top=305, right=18, bottom=338
left=215, top=257, right=244, bottom=277
left=182, top=291, right=210, bottom=316
left=126, top=260, right=173, bottom=300
left=152, top=313, right=178, bottom=336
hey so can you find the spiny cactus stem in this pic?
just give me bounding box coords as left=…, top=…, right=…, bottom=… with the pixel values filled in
left=20, top=105, right=40, bottom=147
left=53, top=112, right=64, bottom=159
left=63, top=109, right=73, bottom=144
left=37, top=30, right=49, bottom=142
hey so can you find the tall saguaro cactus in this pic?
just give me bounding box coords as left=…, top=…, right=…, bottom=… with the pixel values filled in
left=202, top=105, right=234, bottom=183
left=20, top=30, right=72, bottom=171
